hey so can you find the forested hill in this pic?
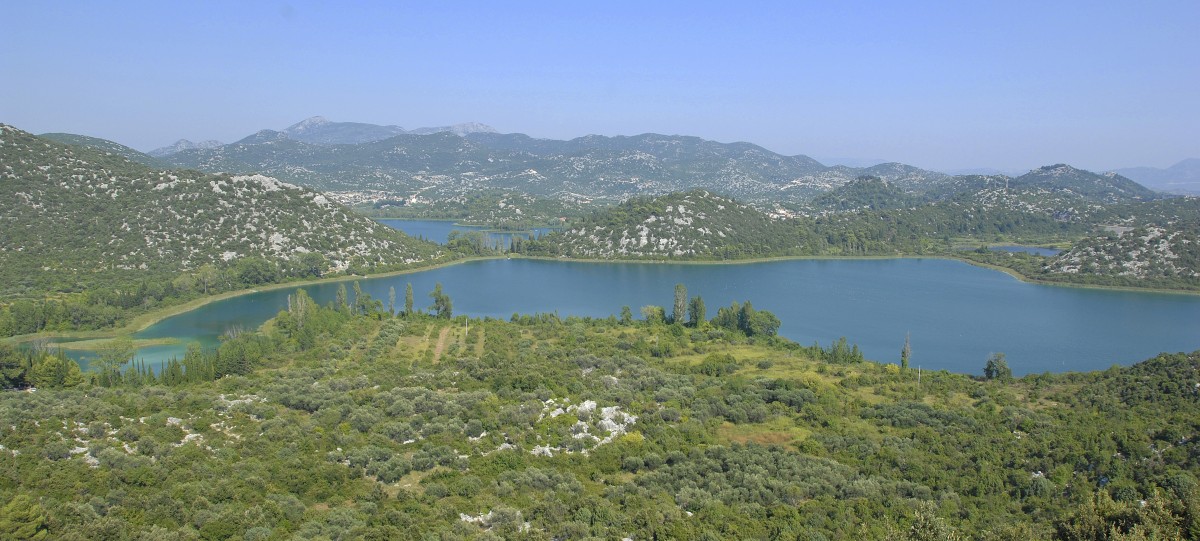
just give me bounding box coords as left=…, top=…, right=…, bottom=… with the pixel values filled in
left=806, top=176, right=924, bottom=212
left=0, top=125, right=442, bottom=296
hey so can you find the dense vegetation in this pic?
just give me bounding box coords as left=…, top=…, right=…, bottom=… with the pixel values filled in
left=806, top=176, right=926, bottom=213
left=0, top=286, right=1195, bottom=539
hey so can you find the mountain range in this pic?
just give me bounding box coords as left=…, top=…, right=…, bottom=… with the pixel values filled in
left=147, top=116, right=498, bottom=156
left=1114, top=159, right=1200, bottom=195
left=149, top=120, right=957, bottom=203
left=40, top=118, right=1170, bottom=209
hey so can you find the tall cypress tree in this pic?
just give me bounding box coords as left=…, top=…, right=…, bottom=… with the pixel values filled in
left=335, top=283, right=348, bottom=314
left=672, top=283, right=687, bottom=325
left=687, top=296, right=706, bottom=328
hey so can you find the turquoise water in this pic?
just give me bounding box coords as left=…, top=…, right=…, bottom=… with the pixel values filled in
left=91, top=257, right=1200, bottom=377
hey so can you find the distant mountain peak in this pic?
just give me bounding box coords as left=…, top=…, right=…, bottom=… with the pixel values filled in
left=235, top=129, right=291, bottom=145
left=1113, top=158, right=1200, bottom=195
left=407, top=122, right=498, bottom=136
left=147, top=138, right=223, bottom=157
left=1034, top=164, right=1079, bottom=176
left=285, top=116, right=332, bottom=133
left=1013, top=163, right=1155, bottom=202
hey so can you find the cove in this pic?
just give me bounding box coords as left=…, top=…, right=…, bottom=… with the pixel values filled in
left=90, top=257, right=1200, bottom=377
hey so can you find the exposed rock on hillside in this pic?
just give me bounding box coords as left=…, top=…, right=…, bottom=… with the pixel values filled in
left=0, top=125, right=441, bottom=293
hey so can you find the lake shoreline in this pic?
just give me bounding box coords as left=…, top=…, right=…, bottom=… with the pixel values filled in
left=509, top=254, right=1200, bottom=296
left=2, top=255, right=505, bottom=347
left=7, top=251, right=1196, bottom=349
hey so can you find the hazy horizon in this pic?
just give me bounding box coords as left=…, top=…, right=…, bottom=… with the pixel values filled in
left=2, top=2, right=1196, bottom=173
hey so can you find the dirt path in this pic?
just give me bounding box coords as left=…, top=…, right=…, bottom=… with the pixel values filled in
left=432, top=327, right=450, bottom=363
left=474, top=328, right=485, bottom=357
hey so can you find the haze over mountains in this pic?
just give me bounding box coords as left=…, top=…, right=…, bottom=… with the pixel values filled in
left=152, top=119, right=1171, bottom=206
left=147, top=139, right=223, bottom=157
left=35, top=117, right=1191, bottom=209
left=1113, top=159, right=1200, bottom=195
left=147, top=116, right=499, bottom=156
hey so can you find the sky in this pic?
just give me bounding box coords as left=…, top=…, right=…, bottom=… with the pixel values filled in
left=2, top=1, right=1197, bottom=172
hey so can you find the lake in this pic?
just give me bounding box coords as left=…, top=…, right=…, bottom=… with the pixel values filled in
left=62, top=257, right=1200, bottom=377
left=376, top=219, right=555, bottom=249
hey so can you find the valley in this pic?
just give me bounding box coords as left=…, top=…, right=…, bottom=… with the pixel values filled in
left=2, top=120, right=1197, bottom=541
left=6, top=4, right=1198, bottom=539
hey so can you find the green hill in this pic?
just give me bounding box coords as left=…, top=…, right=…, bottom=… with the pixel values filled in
left=807, top=176, right=924, bottom=212
left=37, top=132, right=167, bottom=168
left=1010, top=164, right=1156, bottom=203
left=0, top=125, right=442, bottom=297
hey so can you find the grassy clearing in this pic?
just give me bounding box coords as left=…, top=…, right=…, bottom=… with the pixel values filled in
left=667, top=344, right=780, bottom=368
left=717, top=417, right=810, bottom=447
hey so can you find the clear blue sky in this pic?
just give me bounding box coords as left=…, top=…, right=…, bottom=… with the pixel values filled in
left=2, top=1, right=1196, bottom=172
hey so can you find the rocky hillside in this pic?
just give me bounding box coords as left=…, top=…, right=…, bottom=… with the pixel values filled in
left=876, top=166, right=1162, bottom=232
left=371, top=189, right=583, bottom=228
left=0, top=125, right=441, bottom=294
left=38, top=132, right=166, bottom=168
left=524, top=190, right=804, bottom=258
left=1010, top=164, right=1156, bottom=203
left=1045, top=227, right=1200, bottom=280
